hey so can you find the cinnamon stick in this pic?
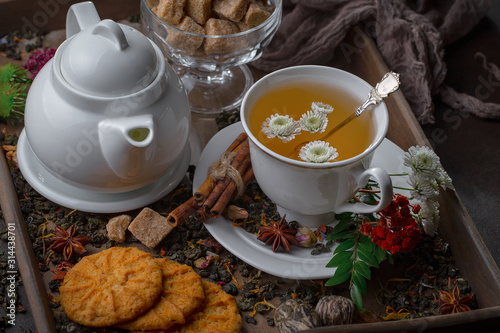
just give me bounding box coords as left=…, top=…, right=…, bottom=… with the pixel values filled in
left=210, top=166, right=255, bottom=218
left=167, top=197, right=199, bottom=227
left=167, top=132, right=252, bottom=227
left=201, top=139, right=250, bottom=213
left=193, top=132, right=248, bottom=203
left=226, top=132, right=248, bottom=153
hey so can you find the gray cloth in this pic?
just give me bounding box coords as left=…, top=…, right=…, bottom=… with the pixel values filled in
left=253, top=0, right=497, bottom=124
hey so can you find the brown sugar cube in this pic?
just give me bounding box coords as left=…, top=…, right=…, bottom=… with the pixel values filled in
left=106, top=214, right=132, bottom=243
left=236, top=21, right=251, bottom=32
left=243, top=0, right=271, bottom=27
left=154, top=0, right=187, bottom=26
left=204, top=18, right=246, bottom=54
left=128, top=207, right=174, bottom=249
left=212, top=0, right=250, bottom=22
left=147, top=0, right=160, bottom=9
left=166, top=16, right=205, bottom=54
left=186, top=0, right=212, bottom=25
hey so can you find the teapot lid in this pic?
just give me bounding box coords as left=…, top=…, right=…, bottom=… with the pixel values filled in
left=60, top=19, right=158, bottom=97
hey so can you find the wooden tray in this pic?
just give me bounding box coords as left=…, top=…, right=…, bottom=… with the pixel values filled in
left=1, top=5, right=499, bottom=333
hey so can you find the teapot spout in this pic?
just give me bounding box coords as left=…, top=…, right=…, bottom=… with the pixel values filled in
left=98, top=115, right=156, bottom=179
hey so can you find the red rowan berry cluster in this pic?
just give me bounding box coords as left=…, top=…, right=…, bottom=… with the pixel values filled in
left=359, top=195, right=421, bottom=255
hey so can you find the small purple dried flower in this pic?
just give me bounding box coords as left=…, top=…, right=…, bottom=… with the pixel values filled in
left=24, top=48, right=56, bottom=79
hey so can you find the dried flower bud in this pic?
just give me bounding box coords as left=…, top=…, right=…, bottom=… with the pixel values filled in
left=296, top=226, right=318, bottom=248
left=275, top=299, right=322, bottom=333
left=314, top=295, right=356, bottom=326
left=224, top=205, right=249, bottom=220
left=296, top=234, right=315, bottom=248
left=194, top=257, right=209, bottom=269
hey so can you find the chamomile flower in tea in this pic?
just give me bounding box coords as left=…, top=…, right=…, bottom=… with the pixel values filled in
left=311, top=101, right=334, bottom=114
left=299, top=140, right=338, bottom=163
left=261, top=113, right=301, bottom=142
left=299, top=111, right=328, bottom=133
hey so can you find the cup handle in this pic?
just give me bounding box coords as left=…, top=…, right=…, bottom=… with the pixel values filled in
left=336, top=167, right=393, bottom=214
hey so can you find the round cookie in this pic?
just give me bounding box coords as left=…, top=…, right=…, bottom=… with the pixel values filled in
left=117, top=258, right=205, bottom=331
left=59, top=247, right=163, bottom=327
left=168, top=280, right=242, bottom=333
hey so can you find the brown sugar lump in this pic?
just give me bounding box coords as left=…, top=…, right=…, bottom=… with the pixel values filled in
left=212, top=0, right=250, bottom=22
left=204, top=18, right=246, bottom=54
left=106, top=214, right=131, bottom=243
left=128, top=207, right=174, bottom=249
left=147, top=0, right=161, bottom=9
left=154, top=0, right=187, bottom=26
left=166, top=16, right=205, bottom=55
left=186, top=0, right=213, bottom=25
left=236, top=20, right=251, bottom=32
left=244, top=0, right=271, bottom=27
left=59, top=247, right=163, bottom=327
left=116, top=259, right=205, bottom=331
left=168, top=280, right=242, bottom=333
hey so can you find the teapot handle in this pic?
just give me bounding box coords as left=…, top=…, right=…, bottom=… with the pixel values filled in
left=66, top=1, right=101, bottom=38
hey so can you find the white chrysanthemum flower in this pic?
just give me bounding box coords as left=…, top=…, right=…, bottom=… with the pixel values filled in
left=420, top=200, right=440, bottom=235
left=311, top=102, right=334, bottom=114
left=261, top=113, right=301, bottom=142
left=436, top=168, right=454, bottom=190
left=299, top=140, right=339, bottom=163
left=403, top=146, right=440, bottom=179
left=408, top=173, right=440, bottom=202
left=299, top=111, right=328, bottom=133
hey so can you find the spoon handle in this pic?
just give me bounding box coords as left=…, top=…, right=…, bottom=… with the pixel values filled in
left=355, top=71, right=400, bottom=117
left=328, top=71, right=400, bottom=134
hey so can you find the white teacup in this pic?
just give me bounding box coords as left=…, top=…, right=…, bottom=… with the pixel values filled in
left=240, top=65, right=393, bottom=227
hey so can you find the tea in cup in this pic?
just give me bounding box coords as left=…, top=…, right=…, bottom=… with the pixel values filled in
left=240, top=65, right=393, bottom=227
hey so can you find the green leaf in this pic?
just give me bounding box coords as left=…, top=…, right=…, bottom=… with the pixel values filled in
left=360, top=194, right=377, bottom=205
left=357, top=250, right=379, bottom=268
left=325, top=262, right=352, bottom=286
left=326, top=250, right=353, bottom=268
left=358, top=239, right=375, bottom=253
left=357, top=242, right=375, bottom=259
left=332, top=218, right=354, bottom=233
left=374, top=245, right=387, bottom=263
left=335, top=212, right=353, bottom=220
left=333, top=239, right=356, bottom=255
left=327, top=219, right=354, bottom=240
left=328, top=230, right=356, bottom=241
left=387, top=254, right=394, bottom=265
left=350, top=283, right=364, bottom=311
left=354, top=261, right=371, bottom=280
left=363, top=213, right=377, bottom=222
left=352, top=271, right=368, bottom=295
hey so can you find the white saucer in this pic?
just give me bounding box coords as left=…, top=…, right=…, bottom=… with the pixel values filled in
left=193, top=122, right=411, bottom=280
left=17, top=130, right=191, bottom=214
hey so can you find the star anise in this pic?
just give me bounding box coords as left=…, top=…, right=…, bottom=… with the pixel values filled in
left=257, top=215, right=299, bottom=252
left=49, top=225, right=91, bottom=261
left=439, top=285, right=472, bottom=314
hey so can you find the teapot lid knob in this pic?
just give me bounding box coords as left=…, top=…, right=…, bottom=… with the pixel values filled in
left=60, top=3, right=158, bottom=97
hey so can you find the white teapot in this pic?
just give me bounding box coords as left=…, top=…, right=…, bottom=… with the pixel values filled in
left=17, top=1, right=191, bottom=213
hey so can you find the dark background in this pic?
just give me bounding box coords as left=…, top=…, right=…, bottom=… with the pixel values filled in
left=422, top=2, right=500, bottom=266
